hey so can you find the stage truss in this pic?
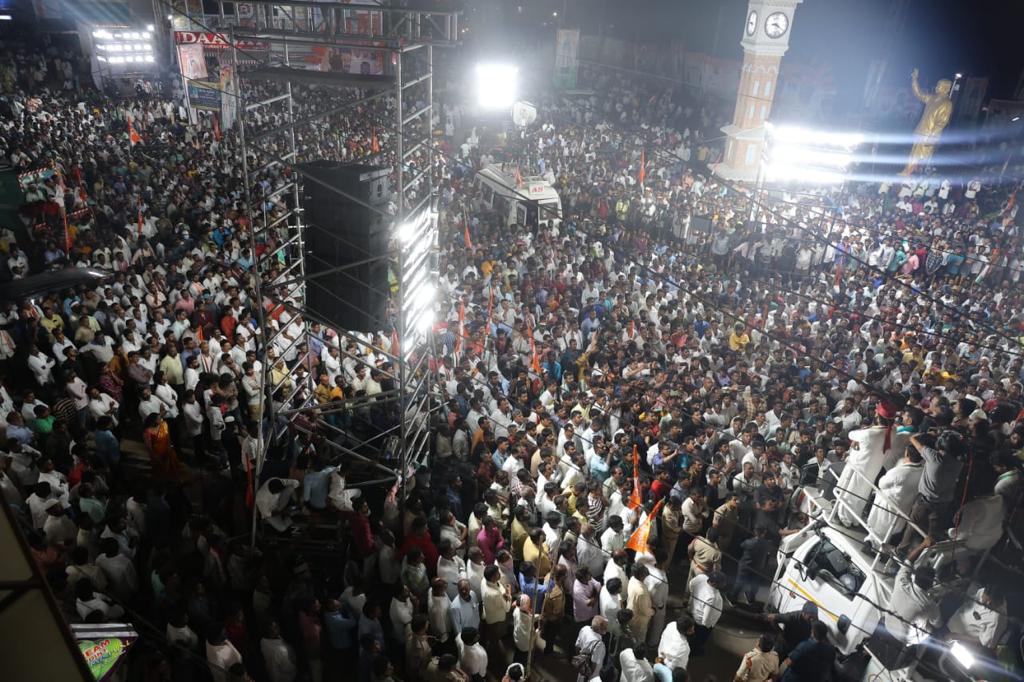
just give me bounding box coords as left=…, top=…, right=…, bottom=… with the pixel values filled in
left=178, top=1, right=456, bottom=521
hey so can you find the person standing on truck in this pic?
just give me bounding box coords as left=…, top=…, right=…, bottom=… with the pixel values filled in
left=763, top=601, right=818, bottom=661
left=895, top=431, right=965, bottom=562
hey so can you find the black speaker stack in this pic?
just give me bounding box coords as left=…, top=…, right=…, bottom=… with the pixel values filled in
left=300, top=162, right=392, bottom=333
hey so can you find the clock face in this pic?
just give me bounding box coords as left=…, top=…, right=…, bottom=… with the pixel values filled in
left=746, top=10, right=758, bottom=36
left=765, top=11, right=789, bottom=38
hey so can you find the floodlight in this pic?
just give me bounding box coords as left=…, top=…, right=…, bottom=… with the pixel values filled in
left=92, top=29, right=113, bottom=40
left=1013, top=116, right=1021, bottom=122
left=949, top=641, right=974, bottom=670
left=0, top=14, right=13, bottom=20
left=769, top=145, right=853, bottom=170
left=475, top=63, right=519, bottom=110
left=766, top=123, right=863, bottom=150
left=415, top=308, right=435, bottom=333
left=145, top=55, right=155, bottom=63
left=765, top=163, right=845, bottom=185
left=146, top=24, right=154, bottom=31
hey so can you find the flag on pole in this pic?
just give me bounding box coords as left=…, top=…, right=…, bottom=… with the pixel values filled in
left=628, top=444, right=643, bottom=510
left=391, top=328, right=400, bottom=357
left=370, top=127, right=380, bottom=154
left=528, top=326, right=541, bottom=374
left=454, top=301, right=465, bottom=354
left=244, top=456, right=255, bottom=509
left=486, top=287, right=494, bottom=327
left=626, top=498, right=664, bottom=553
left=464, top=222, right=474, bottom=250
left=637, top=148, right=646, bottom=187
left=127, top=115, right=142, bottom=146
left=63, top=212, right=72, bottom=254
left=515, top=166, right=524, bottom=187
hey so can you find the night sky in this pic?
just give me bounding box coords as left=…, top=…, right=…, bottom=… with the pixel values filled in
left=588, top=0, right=1024, bottom=101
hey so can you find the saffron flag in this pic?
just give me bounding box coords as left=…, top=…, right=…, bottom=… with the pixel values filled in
left=626, top=498, right=664, bottom=554
left=529, top=326, right=541, bottom=374
left=371, top=127, right=380, bottom=154
left=391, top=328, right=400, bottom=357
left=454, top=301, right=465, bottom=354
left=515, top=166, right=524, bottom=187
left=638, top=148, right=646, bottom=186
left=137, top=208, right=144, bottom=236
left=628, top=444, right=643, bottom=510
left=464, top=223, right=474, bottom=250
left=127, top=115, right=142, bottom=146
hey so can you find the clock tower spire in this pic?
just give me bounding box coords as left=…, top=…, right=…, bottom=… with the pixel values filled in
left=714, top=0, right=803, bottom=182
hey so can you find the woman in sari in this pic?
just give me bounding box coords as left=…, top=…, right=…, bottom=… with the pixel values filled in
left=143, top=412, right=185, bottom=480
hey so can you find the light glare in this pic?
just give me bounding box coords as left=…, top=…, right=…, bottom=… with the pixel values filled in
left=949, top=641, right=974, bottom=670
left=475, top=63, right=519, bottom=110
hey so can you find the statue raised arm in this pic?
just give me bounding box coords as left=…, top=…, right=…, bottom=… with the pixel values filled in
left=900, top=69, right=953, bottom=175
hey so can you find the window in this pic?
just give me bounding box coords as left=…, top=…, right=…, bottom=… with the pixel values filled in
left=764, top=79, right=772, bottom=97
left=748, top=103, right=755, bottom=121
left=752, top=80, right=760, bottom=97
left=745, top=144, right=757, bottom=165
left=761, top=104, right=768, bottom=120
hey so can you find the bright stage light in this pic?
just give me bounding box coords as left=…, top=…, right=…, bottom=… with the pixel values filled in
left=765, top=122, right=864, bottom=150
left=475, top=63, right=519, bottom=110
left=949, top=641, right=975, bottom=670
left=769, top=145, right=853, bottom=170
left=415, top=308, right=435, bottom=333
left=765, top=163, right=846, bottom=185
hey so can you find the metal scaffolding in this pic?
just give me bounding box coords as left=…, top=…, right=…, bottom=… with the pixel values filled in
left=194, top=1, right=455, bottom=530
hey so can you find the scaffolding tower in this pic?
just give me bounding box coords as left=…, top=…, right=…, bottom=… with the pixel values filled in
left=195, top=1, right=456, bottom=520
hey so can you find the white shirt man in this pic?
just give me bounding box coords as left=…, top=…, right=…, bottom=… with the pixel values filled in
left=619, top=646, right=654, bottom=682
left=575, top=621, right=608, bottom=682
left=657, top=619, right=692, bottom=671
left=600, top=583, right=622, bottom=635
left=89, top=393, right=120, bottom=425
left=601, top=523, right=626, bottom=554
left=455, top=630, right=488, bottom=679
left=28, top=350, right=55, bottom=386
left=946, top=586, right=1007, bottom=650
left=255, top=478, right=299, bottom=532
left=688, top=574, right=724, bottom=629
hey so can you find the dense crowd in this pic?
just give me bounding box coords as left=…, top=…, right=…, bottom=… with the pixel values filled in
left=0, top=34, right=1021, bottom=682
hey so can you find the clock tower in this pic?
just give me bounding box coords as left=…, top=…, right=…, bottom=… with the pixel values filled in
left=715, top=0, right=803, bottom=182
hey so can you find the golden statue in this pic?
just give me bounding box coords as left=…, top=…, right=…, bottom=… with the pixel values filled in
left=900, top=68, right=953, bottom=175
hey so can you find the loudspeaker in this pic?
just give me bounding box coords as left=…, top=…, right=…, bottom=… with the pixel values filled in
left=300, top=162, right=392, bottom=333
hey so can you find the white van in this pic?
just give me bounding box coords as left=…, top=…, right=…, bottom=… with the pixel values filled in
left=768, top=484, right=986, bottom=682
left=473, top=163, right=562, bottom=228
